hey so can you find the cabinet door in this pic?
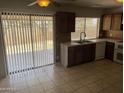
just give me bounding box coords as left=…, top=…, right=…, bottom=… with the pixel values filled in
left=75, top=46, right=84, bottom=64
left=103, top=15, right=112, bottom=31
left=105, top=42, right=115, bottom=60
left=111, top=14, right=122, bottom=30
left=55, top=13, right=68, bottom=33
left=68, top=47, right=76, bottom=66
left=81, top=45, right=91, bottom=62
left=55, top=12, right=75, bottom=33
left=90, top=44, right=96, bottom=61
left=75, top=45, right=90, bottom=64
left=86, top=44, right=96, bottom=62
left=68, top=13, right=75, bottom=32
left=75, top=44, right=95, bottom=64
left=95, top=42, right=106, bottom=60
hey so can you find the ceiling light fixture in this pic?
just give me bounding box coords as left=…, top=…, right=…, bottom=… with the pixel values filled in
left=38, top=0, right=50, bottom=7
left=115, top=0, right=123, bottom=3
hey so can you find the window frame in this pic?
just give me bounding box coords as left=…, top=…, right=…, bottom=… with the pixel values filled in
left=71, top=17, right=100, bottom=40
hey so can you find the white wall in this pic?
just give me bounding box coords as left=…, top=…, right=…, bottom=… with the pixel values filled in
left=103, top=6, right=123, bottom=14
left=58, top=6, right=104, bottom=17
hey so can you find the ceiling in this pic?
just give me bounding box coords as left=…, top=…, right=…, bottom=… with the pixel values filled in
left=53, top=0, right=123, bottom=8
left=0, top=0, right=123, bottom=9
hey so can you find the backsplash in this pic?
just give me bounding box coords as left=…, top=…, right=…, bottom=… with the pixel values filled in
left=100, top=30, right=123, bottom=40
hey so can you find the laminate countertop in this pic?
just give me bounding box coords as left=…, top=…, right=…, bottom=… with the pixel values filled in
left=61, top=38, right=122, bottom=47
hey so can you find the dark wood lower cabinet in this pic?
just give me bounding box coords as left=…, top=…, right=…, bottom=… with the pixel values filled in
left=68, top=44, right=96, bottom=67
left=67, top=41, right=115, bottom=67
left=105, top=42, right=115, bottom=60
left=68, top=47, right=76, bottom=66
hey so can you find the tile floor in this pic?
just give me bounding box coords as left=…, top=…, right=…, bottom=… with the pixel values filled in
left=0, top=59, right=123, bottom=93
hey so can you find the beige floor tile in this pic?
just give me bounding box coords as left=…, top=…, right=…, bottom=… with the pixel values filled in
left=52, top=78, right=67, bottom=86
left=12, top=82, right=28, bottom=91
left=41, top=81, right=56, bottom=90
left=29, top=85, right=45, bottom=93
left=15, top=88, right=30, bottom=93
left=45, top=87, right=60, bottom=93
left=74, top=86, right=93, bottom=93
left=87, top=82, right=103, bottom=93
left=68, top=80, right=83, bottom=90
left=0, top=91, right=15, bottom=93
left=80, top=75, right=99, bottom=86
left=0, top=59, right=122, bottom=93
left=57, top=84, right=74, bottom=93
left=99, top=86, right=123, bottom=93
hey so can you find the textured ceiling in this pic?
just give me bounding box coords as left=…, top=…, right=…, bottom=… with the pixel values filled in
left=0, top=0, right=123, bottom=9
left=54, top=0, right=123, bottom=8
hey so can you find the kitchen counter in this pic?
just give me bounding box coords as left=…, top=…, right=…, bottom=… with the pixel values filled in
left=61, top=41, right=95, bottom=47
left=89, top=38, right=122, bottom=43
left=61, top=41, right=96, bottom=67
left=60, top=38, right=123, bottom=67
left=61, top=38, right=122, bottom=47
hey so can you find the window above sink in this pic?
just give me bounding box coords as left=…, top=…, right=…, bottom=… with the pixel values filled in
left=71, top=17, right=100, bottom=41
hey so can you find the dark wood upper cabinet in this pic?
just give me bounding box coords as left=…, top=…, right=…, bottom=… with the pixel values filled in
left=102, top=13, right=123, bottom=31
left=55, top=12, right=75, bottom=33
left=111, top=14, right=122, bottom=30
left=68, top=13, right=75, bottom=32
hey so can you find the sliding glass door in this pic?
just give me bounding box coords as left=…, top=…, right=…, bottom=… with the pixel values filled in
left=31, top=16, right=54, bottom=67
left=1, top=13, right=54, bottom=74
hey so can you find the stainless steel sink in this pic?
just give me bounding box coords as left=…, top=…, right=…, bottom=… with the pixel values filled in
left=74, top=40, right=92, bottom=44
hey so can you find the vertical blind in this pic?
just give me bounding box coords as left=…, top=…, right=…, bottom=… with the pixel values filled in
left=1, top=13, right=54, bottom=74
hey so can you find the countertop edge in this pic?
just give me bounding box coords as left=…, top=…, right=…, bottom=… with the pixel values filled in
left=61, top=38, right=122, bottom=47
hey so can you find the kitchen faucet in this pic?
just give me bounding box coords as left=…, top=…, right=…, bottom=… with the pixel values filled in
left=80, top=32, right=86, bottom=42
